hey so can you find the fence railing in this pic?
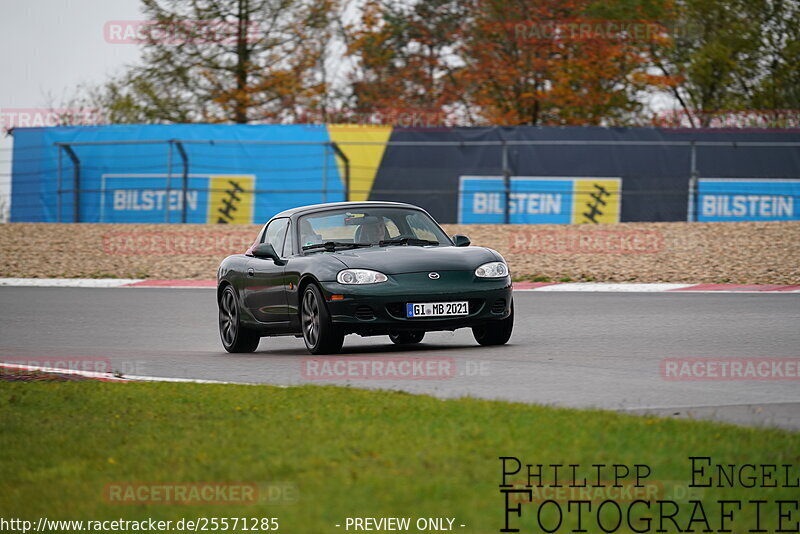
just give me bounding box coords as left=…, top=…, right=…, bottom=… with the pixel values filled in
left=6, top=137, right=799, bottom=224
left=54, top=139, right=351, bottom=224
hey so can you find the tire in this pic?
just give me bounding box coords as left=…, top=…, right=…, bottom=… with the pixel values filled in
left=472, top=302, right=514, bottom=346
left=389, top=331, right=425, bottom=345
left=219, top=285, right=260, bottom=353
left=301, top=284, right=344, bottom=354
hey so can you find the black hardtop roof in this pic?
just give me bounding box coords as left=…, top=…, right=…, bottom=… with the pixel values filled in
left=270, top=201, right=423, bottom=220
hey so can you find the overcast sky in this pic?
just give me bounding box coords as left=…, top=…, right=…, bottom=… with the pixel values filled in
left=0, top=0, right=143, bottom=213
left=0, top=0, right=142, bottom=110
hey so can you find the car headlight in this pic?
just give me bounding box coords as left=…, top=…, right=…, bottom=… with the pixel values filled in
left=337, top=269, right=388, bottom=284
left=475, top=261, right=508, bottom=278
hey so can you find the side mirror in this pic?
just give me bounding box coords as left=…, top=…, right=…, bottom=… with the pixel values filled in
left=252, top=243, right=284, bottom=263
left=452, top=234, right=471, bottom=247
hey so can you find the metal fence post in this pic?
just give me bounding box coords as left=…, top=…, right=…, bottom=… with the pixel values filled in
left=174, top=141, right=189, bottom=223
left=61, top=145, right=80, bottom=223
left=687, top=142, right=698, bottom=222
left=56, top=147, right=62, bottom=223
left=502, top=141, right=511, bottom=224
left=165, top=141, right=173, bottom=223
left=322, top=143, right=328, bottom=203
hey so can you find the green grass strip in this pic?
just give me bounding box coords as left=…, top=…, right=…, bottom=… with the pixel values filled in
left=0, top=382, right=797, bottom=533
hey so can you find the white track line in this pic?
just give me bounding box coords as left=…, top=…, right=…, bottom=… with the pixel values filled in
left=123, top=373, right=260, bottom=385
left=0, top=363, right=128, bottom=380
left=1, top=279, right=799, bottom=293
left=521, top=283, right=694, bottom=292
left=619, top=399, right=800, bottom=411
left=0, top=278, right=143, bottom=287
left=671, top=290, right=800, bottom=294
left=0, top=363, right=258, bottom=385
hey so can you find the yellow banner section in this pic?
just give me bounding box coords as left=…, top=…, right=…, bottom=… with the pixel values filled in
left=208, top=175, right=255, bottom=224
left=572, top=178, right=621, bottom=224
left=327, top=125, right=393, bottom=201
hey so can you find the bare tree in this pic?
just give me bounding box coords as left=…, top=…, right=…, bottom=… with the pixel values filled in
left=71, top=0, right=340, bottom=124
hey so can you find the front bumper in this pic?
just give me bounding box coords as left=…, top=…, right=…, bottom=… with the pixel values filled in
left=319, top=271, right=512, bottom=335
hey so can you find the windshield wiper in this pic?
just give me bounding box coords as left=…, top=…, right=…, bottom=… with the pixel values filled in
left=379, top=236, right=440, bottom=247
left=302, top=241, right=372, bottom=252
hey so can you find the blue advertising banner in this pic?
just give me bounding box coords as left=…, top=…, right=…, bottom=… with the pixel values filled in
left=99, top=174, right=258, bottom=223
left=697, top=179, right=800, bottom=221
left=12, top=124, right=800, bottom=224
left=10, top=124, right=341, bottom=223
left=101, top=175, right=210, bottom=223
left=458, top=176, right=621, bottom=224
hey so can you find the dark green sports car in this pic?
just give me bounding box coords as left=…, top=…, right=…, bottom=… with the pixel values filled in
left=217, top=201, right=513, bottom=354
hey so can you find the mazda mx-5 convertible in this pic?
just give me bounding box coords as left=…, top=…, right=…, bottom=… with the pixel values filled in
left=217, top=201, right=513, bottom=354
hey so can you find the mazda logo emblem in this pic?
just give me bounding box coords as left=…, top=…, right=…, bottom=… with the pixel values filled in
left=428, top=272, right=440, bottom=280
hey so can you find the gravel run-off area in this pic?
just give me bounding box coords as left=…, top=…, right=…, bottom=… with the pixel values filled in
left=0, top=221, right=798, bottom=284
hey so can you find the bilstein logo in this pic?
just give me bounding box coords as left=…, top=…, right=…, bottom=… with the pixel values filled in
left=428, top=272, right=440, bottom=280
left=582, top=184, right=611, bottom=223
left=572, top=178, right=621, bottom=224
left=208, top=175, right=254, bottom=224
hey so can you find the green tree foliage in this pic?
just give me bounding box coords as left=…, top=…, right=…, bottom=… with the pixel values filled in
left=748, top=0, right=800, bottom=111
left=651, top=0, right=800, bottom=126
left=340, top=0, right=468, bottom=123
left=83, top=0, right=338, bottom=124
left=70, top=0, right=799, bottom=127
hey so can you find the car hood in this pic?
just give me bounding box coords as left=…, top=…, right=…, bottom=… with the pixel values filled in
left=331, top=245, right=498, bottom=274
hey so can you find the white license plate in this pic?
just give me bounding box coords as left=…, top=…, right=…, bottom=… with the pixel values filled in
left=406, top=301, right=468, bottom=318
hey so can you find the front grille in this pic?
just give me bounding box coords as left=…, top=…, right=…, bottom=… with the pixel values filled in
left=355, top=305, right=375, bottom=320
left=491, top=298, right=507, bottom=314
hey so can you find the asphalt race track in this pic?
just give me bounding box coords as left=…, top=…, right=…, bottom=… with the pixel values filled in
left=1, top=287, right=798, bottom=430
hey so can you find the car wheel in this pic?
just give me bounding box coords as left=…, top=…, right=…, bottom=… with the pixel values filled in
left=389, top=331, right=425, bottom=345
left=301, top=284, right=344, bottom=355
left=472, top=302, right=514, bottom=346
left=219, top=285, right=260, bottom=353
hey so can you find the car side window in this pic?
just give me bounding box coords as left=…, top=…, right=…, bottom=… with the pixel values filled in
left=282, top=221, right=294, bottom=256
left=263, top=218, right=289, bottom=257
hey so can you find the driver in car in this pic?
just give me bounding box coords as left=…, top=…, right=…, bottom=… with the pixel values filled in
left=358, top=218, right=386, bottom=244
left=300, top=219, right=322, bottom=247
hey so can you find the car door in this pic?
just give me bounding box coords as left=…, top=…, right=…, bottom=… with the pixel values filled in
left=244, top=217, right=290, bottom=324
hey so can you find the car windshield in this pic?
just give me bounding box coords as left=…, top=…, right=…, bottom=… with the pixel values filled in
left=298, top=207, right=451, bottom=251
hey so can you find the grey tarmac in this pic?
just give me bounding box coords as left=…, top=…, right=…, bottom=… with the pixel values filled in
left=1, top=287, right=797, bottom=429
